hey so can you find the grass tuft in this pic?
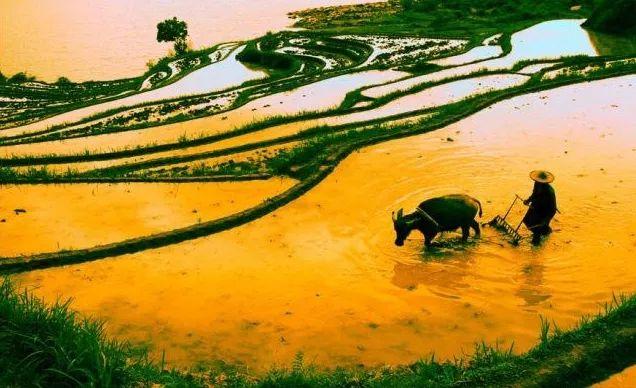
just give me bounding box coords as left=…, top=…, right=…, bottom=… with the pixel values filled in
left=1, top=277, right=635, bottom=387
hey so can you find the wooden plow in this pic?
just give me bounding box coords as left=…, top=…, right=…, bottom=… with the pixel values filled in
left=484, top=194, right=525, bottom=245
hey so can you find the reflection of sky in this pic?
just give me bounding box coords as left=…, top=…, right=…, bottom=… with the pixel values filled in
left=0, top=70, right=408, bottom=157
left=495, top=19, right=598, bottom=65
left=328, top=74, right=529, bottom=125
left=429, top=46, right=503, bottom=67
left=2, top=47, right=266, bottom=136
left=0, top=0, right=383, bottom=81
left=365, top=19, right=599, bottom=98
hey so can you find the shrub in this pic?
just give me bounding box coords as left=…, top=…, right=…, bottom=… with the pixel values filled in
left=8, top=72, right=35, bottom=84
left=55, top=76, right=72, bottom=86
left=260, top=32, right=279, bottom=51
left=236, top=44, right=295, bottom=71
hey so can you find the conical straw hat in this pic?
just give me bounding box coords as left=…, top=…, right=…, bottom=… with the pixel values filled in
left=529, top=170, right=554, bottom=183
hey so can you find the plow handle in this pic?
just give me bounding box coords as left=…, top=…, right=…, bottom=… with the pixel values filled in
left=502, top=194, right=523, bottom=221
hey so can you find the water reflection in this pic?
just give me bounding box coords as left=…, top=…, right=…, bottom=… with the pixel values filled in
left=0, top=0, right=381, bottom=81
left=1, top=70, right=408, bottom=156
left=4, top=46, right=266, bottom=136
left=391, top=254, right=473, bottom=296
left=364, top=19, right=599, bottom=98
left=514, top=257, right=551, bottom=308
left=13, top=76, right=636, bottom=369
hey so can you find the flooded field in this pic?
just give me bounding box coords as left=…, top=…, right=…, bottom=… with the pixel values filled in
left=1, top=70, right=407, bottom=157
left=0, top=178, right=295, bottom=256
left=2, top=46, right=267, bottom=137
left=2, top=73, right=524, bottom=174
left=0, top=0, right=382, bottom=82
left=364, top=19, right=599, bottom=98
left=2, top=0, right=636, bottom=382
left=13, top=75, right=636, bottom=369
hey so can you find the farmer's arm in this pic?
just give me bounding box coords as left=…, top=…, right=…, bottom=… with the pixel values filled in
left=524, top=187, right=539, bottom=205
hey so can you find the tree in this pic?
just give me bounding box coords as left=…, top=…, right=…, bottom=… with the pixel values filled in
left=8, top=72, right=35, bottom=84
left=55, top=76, right=72, bottom=86
left=156, top=17, right=189, bottom=55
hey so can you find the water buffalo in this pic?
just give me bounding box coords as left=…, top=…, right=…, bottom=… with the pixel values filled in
left=392, top=194, right=482, bottom=247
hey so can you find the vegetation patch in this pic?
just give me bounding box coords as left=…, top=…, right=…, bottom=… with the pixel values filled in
left=1, top=278, right=634, bottom=386
left=583, top=0, right=636, bottom=34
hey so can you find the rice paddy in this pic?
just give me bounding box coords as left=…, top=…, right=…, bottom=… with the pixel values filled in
left=1, top=0, right=635, bottom=385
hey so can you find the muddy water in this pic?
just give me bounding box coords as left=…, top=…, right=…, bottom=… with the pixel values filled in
left=364, top=19, right=598, bottom=98
left=13, top=76, right=636, bottom=370
left=0, top=70, right=407, bottom=157
left=0, top=0, right=382, bottom=82
left=0, top=178, right=295, bottom=257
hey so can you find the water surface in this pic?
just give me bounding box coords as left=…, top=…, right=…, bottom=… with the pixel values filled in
left=2, top=46, right=266, bottom=137
left=14, top=75, right=636, bottom=369
left=0, top=70, right=407, bottom=157
left=0, top=0, right=382, bottom=81
left=0, top=179, right=295, bottom=256
left=364, top=19, right=598, bottom=98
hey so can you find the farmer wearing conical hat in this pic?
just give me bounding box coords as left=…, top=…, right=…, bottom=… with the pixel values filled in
left=523, top=170, right=557, bottom=244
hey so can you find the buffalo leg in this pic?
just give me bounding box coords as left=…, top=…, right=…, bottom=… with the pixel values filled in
left=424, top=233, right=435, bottom=247
left=461, top=226, right=469, bottom=242
left=471, top=220, right=481, bottom=237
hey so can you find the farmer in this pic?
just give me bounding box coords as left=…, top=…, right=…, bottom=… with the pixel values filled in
left=523, top=170, right=557, bottom=244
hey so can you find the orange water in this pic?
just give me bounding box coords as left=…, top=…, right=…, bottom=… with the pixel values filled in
left=595, top=365, right=636, bottom=387
left=12, top=75, right=636, bottom=370
left=0, top=179, right=295, bottom=256
left=0, top=0, right=382, bottom=82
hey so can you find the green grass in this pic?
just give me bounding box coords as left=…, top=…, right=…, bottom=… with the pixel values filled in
left=583, top=0, right=636, bottom=34
left=1, top=57, right=633, bottom=182
left=291, top=0, right=593, bottom=38
left=1, top=277, right=635, bottom=387
left=0, top=279, right=151, bottom=386
left=236, top=43, right=300, bottom=74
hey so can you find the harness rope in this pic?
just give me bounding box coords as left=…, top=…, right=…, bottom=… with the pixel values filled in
left=415, top=207, right=440, bottom=229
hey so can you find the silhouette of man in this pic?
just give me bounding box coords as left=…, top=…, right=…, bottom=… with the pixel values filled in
left=523, top=170, right=557, bottom=245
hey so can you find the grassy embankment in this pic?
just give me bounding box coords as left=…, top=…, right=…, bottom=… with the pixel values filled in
left=290, top=0, right=594, bottom=45
left=1, top=278, right=634, bottom=387
left=583, top=0, right=636, bottom=34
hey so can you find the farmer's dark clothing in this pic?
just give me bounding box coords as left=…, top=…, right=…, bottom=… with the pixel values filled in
left=523, top=182, right=557, bottom=238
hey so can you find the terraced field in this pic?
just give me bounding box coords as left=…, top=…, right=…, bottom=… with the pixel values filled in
left=1, top=1, right=636, bottom=384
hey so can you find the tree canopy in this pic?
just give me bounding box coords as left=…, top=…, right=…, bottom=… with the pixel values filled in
left=156, top=17, right=189, bottom=54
